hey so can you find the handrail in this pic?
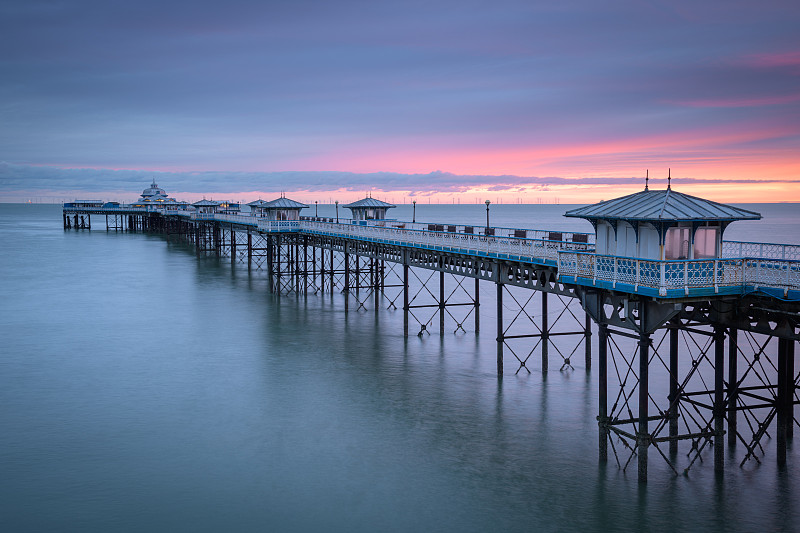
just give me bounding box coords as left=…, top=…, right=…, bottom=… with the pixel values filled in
left=721, top=240, right=800, bottom=261
left=299, top=220, right=592, bottom=264
left=557, top=250, right=800, bottom=296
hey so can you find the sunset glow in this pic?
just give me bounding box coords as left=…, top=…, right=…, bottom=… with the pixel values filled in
left=1, top=0, right=798, bottom=204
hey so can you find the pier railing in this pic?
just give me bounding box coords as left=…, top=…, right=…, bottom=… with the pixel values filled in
left=214, top=214, right=259, bottom=226
left=557, top=251, right=800, bottom=297
left=301, top=220, right=592, bottom=264
left=258, top=219, right=302, bottom=232
left=63, top=206, right=149, bottom=213
left=722, top=240, right=800, bottom=261
left=299, top=216, right=595, bottom=243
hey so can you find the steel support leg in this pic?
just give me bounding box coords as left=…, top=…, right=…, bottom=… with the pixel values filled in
left=403, top=263, right=409, bottom=337
left=497, top=282, right=504, bottom=376
left=638, top=330, right=650, bottom=483
left=777, top=338, right=790, bottom=467
left=248, top=232, right=253, bottom=269
left=439, top=270, right=445, bottom=335
left=585, top=312, right=592, bottom=369
left=474, top=278, right=480, bottom=333
left=598, top=323, right=608, bottom=462
left=728, top=328, right=738, bottom=447
left=788, top=340, right=795, bottom=441
left=714, top=326, right=725, bottom=473
left=541, top=291, right=549, bottom=372
left=669, top=323, right=679, bottom=457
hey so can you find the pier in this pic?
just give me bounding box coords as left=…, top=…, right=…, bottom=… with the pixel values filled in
left=62, top=183, right=799, bottom=482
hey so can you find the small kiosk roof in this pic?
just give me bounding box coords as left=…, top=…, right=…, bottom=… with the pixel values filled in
left=261, top=197, right=308, bottom=209
left=193, top=199, right=221, bottom=207
left=565, top=188, right=761, bottom=223
left=343, top=198, right=395, bottom=209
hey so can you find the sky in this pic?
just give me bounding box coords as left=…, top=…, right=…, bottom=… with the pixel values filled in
left=1, top=0, right=799, bottom=204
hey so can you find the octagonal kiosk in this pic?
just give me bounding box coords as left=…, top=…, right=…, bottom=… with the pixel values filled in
left=343, top=197, right=396, bottom=226
left=560, top=184, right=761, bottom=297
left=256, top=196, right=308, bottom=232
left=565, top=185, right=761, bottom=260
left=247, top=199, right=270, bottom=217
left=192, top=199, right=221, bottom=217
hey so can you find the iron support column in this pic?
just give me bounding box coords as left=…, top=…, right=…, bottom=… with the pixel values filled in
left=728, top=328, right=738, bottom=447
left=789, top=339, right=795, bottom=441
left=474, top=277, right=480, bottom=333
left=777, top=338, right=792, bottom=466
left=638, top=328, right=650, bottom=483
left=231, top=227, right=237, bottom=265
left=247, top=232, right=253, bottom=269
left=403, top=263, right=410, bottom=337
left=266, top=235, right=274, bottom=291
left=584, top=311, right=592, bottom=369
left=598, top=323, right=608, bottom=462
left=541, top=291, right=549, bottom=372
left=714, top=326, right=726, bottom=473
left=374, top=257, right=380, bottom=309
left=439, top=270, right=445, bottom=335
left=497, top=282, right=504, bottom=376
left=669, top=323, right=679, bottom=457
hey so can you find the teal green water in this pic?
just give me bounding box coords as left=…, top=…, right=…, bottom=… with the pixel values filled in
left=1, top=203, right=798, bottom=532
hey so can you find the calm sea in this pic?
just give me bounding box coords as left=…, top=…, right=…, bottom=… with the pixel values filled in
left=1, top=203, right=798, bottom=532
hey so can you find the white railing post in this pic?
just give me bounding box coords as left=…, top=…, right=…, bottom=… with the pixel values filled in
left=713, top=260, right=718, bottom=293
left=684, top=261, right=688, bottom=295
left=613, top=256, right=617, bottom=288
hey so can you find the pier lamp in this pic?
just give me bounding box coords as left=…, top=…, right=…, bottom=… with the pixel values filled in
left=335, top=200, right=339, bottom=223
left=485, top=200, right=491, bottom=228
left=315, top=200, right=318, bottom=217
left=412, top=200, right=416, bottom=223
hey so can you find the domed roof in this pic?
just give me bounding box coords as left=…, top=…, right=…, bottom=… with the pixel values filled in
left=141, top=179, right=167, bottom=199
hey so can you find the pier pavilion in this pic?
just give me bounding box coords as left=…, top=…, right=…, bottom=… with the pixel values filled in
left=193, top=199, right=221, bottom=214
left=343, top=197, right=395, bottom=222
left=259, top=196, right=308, bottom=221
left=247, top=199, right=270, bottom=217
left=62, top=182, right=799, bottom=482
left=565, top=184, right=761, bottom=260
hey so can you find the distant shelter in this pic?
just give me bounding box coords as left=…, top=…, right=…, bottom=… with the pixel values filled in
left=343, top=197, right=396, bottom=222
left=192, top=199, right=222, bottom=214
left=259, top=196, right=308, bottom=221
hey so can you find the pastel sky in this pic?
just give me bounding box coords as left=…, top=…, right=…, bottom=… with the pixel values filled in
left=1, top=0, right=799, bottom=203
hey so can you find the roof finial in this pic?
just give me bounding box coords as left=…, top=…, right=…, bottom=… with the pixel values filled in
left=645, top=169, right=649, bottom=191
left=667, top=168, right=671, bottom=190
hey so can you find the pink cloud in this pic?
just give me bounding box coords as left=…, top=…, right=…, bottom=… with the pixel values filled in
left=666, top=93, right=800, bottom=108
left=740, top=51, right=800, bottom=70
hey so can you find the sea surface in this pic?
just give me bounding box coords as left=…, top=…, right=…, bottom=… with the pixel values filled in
left=1, top=202, right=799, bottom=532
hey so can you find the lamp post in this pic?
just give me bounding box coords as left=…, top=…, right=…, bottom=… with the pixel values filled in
left=315, top=200, right=318, bottom=217
left=412, top=200, right=416, bottom=223
left=335, top=201, right=339, bottom=223
left=485, top=199, right=491, bottom=228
